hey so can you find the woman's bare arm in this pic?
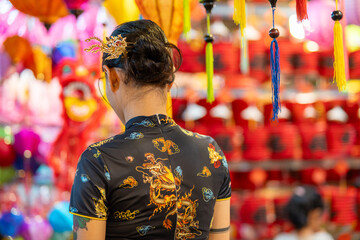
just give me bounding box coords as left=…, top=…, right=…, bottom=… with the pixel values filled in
left=209, top=199, right=230, bottom=240
left=73, top=215, right=106, bottom=240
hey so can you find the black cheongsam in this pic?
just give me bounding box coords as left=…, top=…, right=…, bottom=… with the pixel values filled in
left=69, top=114, right=231, bottom=240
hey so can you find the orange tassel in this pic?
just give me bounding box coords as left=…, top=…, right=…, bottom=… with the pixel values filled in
left=296, top=0, right=308, bottom=22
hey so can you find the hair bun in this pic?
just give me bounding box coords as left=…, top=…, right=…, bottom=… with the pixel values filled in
left=102, top=20, right=182, bottom=87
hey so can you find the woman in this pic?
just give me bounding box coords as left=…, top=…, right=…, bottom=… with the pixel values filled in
left=274, top=186, right=333, bottom=240
left=69, top=20, right=231, bottom=240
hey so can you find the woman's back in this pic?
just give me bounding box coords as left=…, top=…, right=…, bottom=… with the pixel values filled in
left=70, top=114, right=231, bottom=239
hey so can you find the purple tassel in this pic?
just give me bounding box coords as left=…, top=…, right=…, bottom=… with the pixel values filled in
left=270, top=38, right=281, bottom=120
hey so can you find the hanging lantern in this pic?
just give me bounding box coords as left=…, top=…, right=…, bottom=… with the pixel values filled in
left=135, top=0, right=189, bottom=44
left=3, top=36, right=36, bottom=73
left=104, top=0, right=140, bottom=25
left=9, top=0, right=68, bottom=26
left=64, top=0, right=87, bottom=18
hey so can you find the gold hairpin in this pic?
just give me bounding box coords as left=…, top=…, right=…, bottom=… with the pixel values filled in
left=85, top=35, right=128, bottom=61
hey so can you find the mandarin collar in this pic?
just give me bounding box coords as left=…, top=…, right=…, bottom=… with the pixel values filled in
left=125, top=114, right=171, bottom=130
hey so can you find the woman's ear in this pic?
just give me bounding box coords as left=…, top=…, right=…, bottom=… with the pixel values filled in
left=105, top=67, right=120, bottom=92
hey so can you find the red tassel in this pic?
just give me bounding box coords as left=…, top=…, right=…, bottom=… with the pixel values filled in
left=296, top=0, right=308, bottom=22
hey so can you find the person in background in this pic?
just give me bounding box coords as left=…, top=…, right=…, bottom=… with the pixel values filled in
left=274, top=186, right=333, bottom=240
left=69, top=19, right=231, bottom=240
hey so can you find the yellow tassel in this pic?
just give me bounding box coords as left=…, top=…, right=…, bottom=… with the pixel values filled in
left=233, top=0, right=246, bottom=41
left=333, top=20, right=346, bottom=91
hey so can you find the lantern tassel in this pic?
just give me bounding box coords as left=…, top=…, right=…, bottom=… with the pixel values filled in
left=332, top=0, right=346, bottom=91
left=333, top=21, right=346, bottom=91
left=183, top=0, right=191, bottom=41
left=206, top=41, right=214, bottom=103
left=270, top=38, right=280, bottom=120
left=296, top=0, right=308, bottom=22
left=233, top=0, right=246, bottom=45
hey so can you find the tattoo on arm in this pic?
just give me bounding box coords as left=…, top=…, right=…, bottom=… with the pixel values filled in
left=73, top=216, right=91, bottom=240
left=210, top=226, right=230, bottom=233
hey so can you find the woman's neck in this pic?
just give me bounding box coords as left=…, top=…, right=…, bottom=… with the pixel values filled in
left=122, top=91, right=168, bottom=124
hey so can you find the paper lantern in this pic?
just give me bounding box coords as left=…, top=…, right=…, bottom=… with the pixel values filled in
left=9, top=0, right=68, bottom=25
left=268, top=123, right=298, bottom=160
left=135, top=0, right=185, bottom=44
left=243, top=127, right=271, bottom=161
left=298, top=123, right=328, bottom=160
left=14, top=129, right=41, bottom=156
left=3, top=36, right=35, bottom=71
left=103, top=0, right=140, bottom=25
left=63, top=0, right=88, bottom=11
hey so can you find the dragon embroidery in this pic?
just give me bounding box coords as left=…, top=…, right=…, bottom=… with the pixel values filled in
left=152, top=138, right=180, bottom=155
left=135, top=153, right=202, bottom=239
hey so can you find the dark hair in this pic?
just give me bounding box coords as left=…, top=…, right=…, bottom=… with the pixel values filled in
left=103, top=19, right=182, bottom=87
left=285, top=186, right=324, bottom=230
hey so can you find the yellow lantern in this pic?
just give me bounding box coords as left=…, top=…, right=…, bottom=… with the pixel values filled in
left=103, top=0, right=140, bottom=25
left=135, top=0, right=184, bottom=44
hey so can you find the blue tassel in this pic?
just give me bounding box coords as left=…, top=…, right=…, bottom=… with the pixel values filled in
left=270, top=38, right=281, bottom=120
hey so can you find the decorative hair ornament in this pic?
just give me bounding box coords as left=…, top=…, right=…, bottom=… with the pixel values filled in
left=85, top=35, right=128, bottom=61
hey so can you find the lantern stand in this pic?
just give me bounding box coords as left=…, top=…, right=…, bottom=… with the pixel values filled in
left=200, top=0, right=216, bottom=103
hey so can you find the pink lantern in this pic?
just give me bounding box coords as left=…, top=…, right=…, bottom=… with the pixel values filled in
left=305, top=0, right=335, bottom=50
left=13, top=129, right=41, bottom=156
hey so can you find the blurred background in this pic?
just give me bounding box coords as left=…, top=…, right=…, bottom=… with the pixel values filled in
left=0, top=0, right=359, bottom=239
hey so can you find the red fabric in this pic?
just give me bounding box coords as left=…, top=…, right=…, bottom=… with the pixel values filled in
left=210, top=126, right=242, bottom=161
left=298, top=123, right=327, bottom=160
left=243, top=127, right=270, bottom=161
left=269, top=123, right=298, bottom=159
left=326, top=123, right=356, bottom=157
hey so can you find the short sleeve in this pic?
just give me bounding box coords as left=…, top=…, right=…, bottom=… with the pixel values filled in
left=69, top=147, right=110, bottom=220
left=210, top=138, right=231, bottom=201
